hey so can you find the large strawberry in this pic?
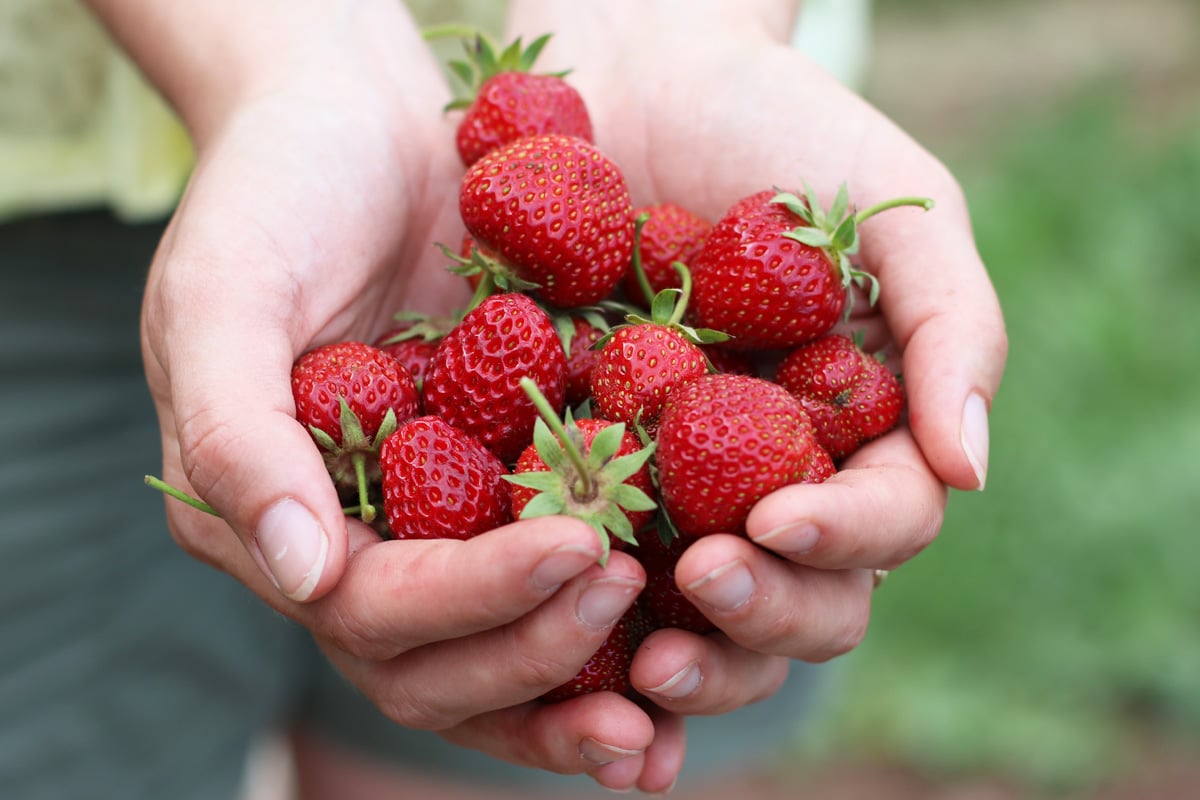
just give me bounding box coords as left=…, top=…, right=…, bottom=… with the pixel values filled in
left=621, top=202, right=712, bottom=308
left=507, top=381, right=657, bottom=562
left=541, top=605, right=649, bottom=702
left=459, top=133, right=635, bottom=309
left=774, top=333, right=905, bottom=460
left=442, top=32, right=594, bottom=168
left=380, top=415, right=512, bottom=540
left=422, top=292, right=567, bottom=464
left=690, top=184, right=933, bottom=350
left=655, top=373, right=835, bottom=538
left=291, top=341, right=419, bottom=522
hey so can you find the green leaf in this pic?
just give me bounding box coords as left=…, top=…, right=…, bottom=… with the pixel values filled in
left=831, top=214, right=859, bottom=254
left=609, top=484, right=658, bottom=513
left=597, top=504, right=637, bottom=545
left=531, top=417, right=567, bottom=472
left=783, top=228, right=833, bottom=248
left=308, top=425, right=339, bottom=453
left=521, top=33, right=552, bottom=71
left=372, top=407, right=398, bottom=449
left=650, top=288, right=681, bottom=324
left=770, top=191, right=811, bottom=221
left=829, top=182, right=851, bottom=223
left=502, top=471, right=563, bottom=493
left=603, top=442, right=656, bottom=484
left=519, top=491, right=566, bottom=519
left=586, top=423, right=626, bottom=470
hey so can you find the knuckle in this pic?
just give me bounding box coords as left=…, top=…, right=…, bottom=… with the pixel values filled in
left=321, top=603, right=407, bottom=662
left=376, top=683, right=456, bottom=731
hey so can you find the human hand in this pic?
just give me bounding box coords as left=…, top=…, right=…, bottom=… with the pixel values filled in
left=87, top=0, right=687, bottom=786
left=505, top=0, right=1007, bottom=758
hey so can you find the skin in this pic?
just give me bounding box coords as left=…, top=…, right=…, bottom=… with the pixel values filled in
left=86, top=0, right=1007, bottom=795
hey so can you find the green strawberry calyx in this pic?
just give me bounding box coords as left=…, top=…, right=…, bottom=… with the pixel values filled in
left=422, top=28, right=565, bottom=111
left=305, top=397, right=398, bottom=524
left=504, top=377, right=658, bottom=565
left=773, top=183, right=934, bottom=315
left=437, top=241, right=542, bottom=314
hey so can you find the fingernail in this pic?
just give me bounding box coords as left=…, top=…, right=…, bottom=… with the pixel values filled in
left=751, top=521, right=820, bottom=554
left=961, top=392, right=990, bottom=491
left=644, top=660, right=702, bottom=700
left=580, top=738, right=642, bottom=766
left=685, top=559, right=754, bottom=612
left=532, top=545, right=598, bottom=593
left=577, top=577, right=641, bottom=629
left=254, top=499, right=329, bottom=601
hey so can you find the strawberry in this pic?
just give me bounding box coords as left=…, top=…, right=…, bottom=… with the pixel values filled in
left=621, top=202, right=712, bottom=308
left=590, top=263, right=726, bottom=434
left=291, top=341, right=419, bottom=522
left=422, top=292, right=567, bottom=464
left=774, top=333, right=905, bottom=460
left=373, top=314, right=452, bottom=391
left=655, top=373, right=835, bottom=539
left=690, top=184, right=933, bottom=350
left=541, top=605, right=649, bottom=702
left=635, top=531, right=715, bottom=634
left=507, top=382, right=657, bottom=561
left=443, top=33, right=593, bottom=168
left=459, top=133, right=635, bottom=309
left=380, top=415, right=512, bottom=540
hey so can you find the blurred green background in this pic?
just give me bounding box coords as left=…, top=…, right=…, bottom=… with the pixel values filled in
left=794, top=0, right=1200, bottom=792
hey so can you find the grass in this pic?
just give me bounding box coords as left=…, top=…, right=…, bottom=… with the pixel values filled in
left=799, top=86, right=1200, bottom=788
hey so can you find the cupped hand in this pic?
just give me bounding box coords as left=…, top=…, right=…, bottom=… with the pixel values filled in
left=134, top=6, right=685, bottom=787
left=506, top=0, right=1008, bottom=740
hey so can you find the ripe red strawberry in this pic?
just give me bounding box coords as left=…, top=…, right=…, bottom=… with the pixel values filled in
left=656, top=373, right=835, bottom=538
left=380, top=415, right=512, bottom=540
left=621, top=202, right=712, bottom=307
left=422, top=292, right=567, bottom=464
left=590, top=323, right=708, bottom=434
left=541, top=605, right=649, bottom=702
left=774, top=333, right=905, bottom=460
left=445, top=33, right=593, bottom=167
left=508, top=405, right=656, bottom=560
left=636, top=532, right=715, bottom=634
left=459, top=133, right=635, bottom=309
left=690, top=184, right=933, bottom=350
left=292, top=341, right=419, bottom=522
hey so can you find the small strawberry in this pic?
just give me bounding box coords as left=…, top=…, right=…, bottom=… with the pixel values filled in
left=620, top=202, right=712, bottom=308
left=373, top=313, right=452, bottom=391
left=291, top=341, right=419, bottom=522
left=380, top=415, right=512, bottom=540
left=635, top=531, right=715, bottom=634
left=459, top=133, right=635, bottom=309
left=506, top=379, right=657, bottom=562
left=442, top=32, right=594, bottom=167
left=774, top=333, right=905, bottom=460
left=541, top=605, right=649, bottom=702
left=690, top=184, right=933, bottom=350
left=590, top=262, right=726, bottom=435
left=422, top=292, right=567, bottom=464
left=655, top=373, right=835, bottom=539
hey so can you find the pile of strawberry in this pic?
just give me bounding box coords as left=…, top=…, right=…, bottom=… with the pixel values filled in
left=254, top=33, right=929, bottom=702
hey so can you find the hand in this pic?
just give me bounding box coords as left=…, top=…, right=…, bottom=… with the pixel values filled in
left=88, top=0, right=686, bottom=786
left=506, top=0, right=1008, bottom=764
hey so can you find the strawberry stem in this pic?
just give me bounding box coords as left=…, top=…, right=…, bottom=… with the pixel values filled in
left=666, top=262, right=692, bottom=328
left=144, top=474, right=219, bottom=516
left=854, top=196, right=935, bottom=224
left=519, top=377, right=592, bottom=497
left=630, top=212, right=654, bottom=308
left=351, top=452, right=377, bottom=524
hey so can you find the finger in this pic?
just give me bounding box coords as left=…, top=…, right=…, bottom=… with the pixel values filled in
left=853, top=155, right=1008, bottom=492
left=439, top=692, right=656, bottom=777
left=310, top=516, right=611, bottom=660
left=319, top=551, right=645, bottom=728
left=745, top=428, right=947, bottom=570
left=632, top=628, right=790, bottom=716
left=672, top=534, right=874, bottom=661
left=585, top=707, right=686, bottom=795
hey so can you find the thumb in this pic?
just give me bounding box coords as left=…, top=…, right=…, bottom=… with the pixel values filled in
left=144, top=252, right=349, bottom=604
